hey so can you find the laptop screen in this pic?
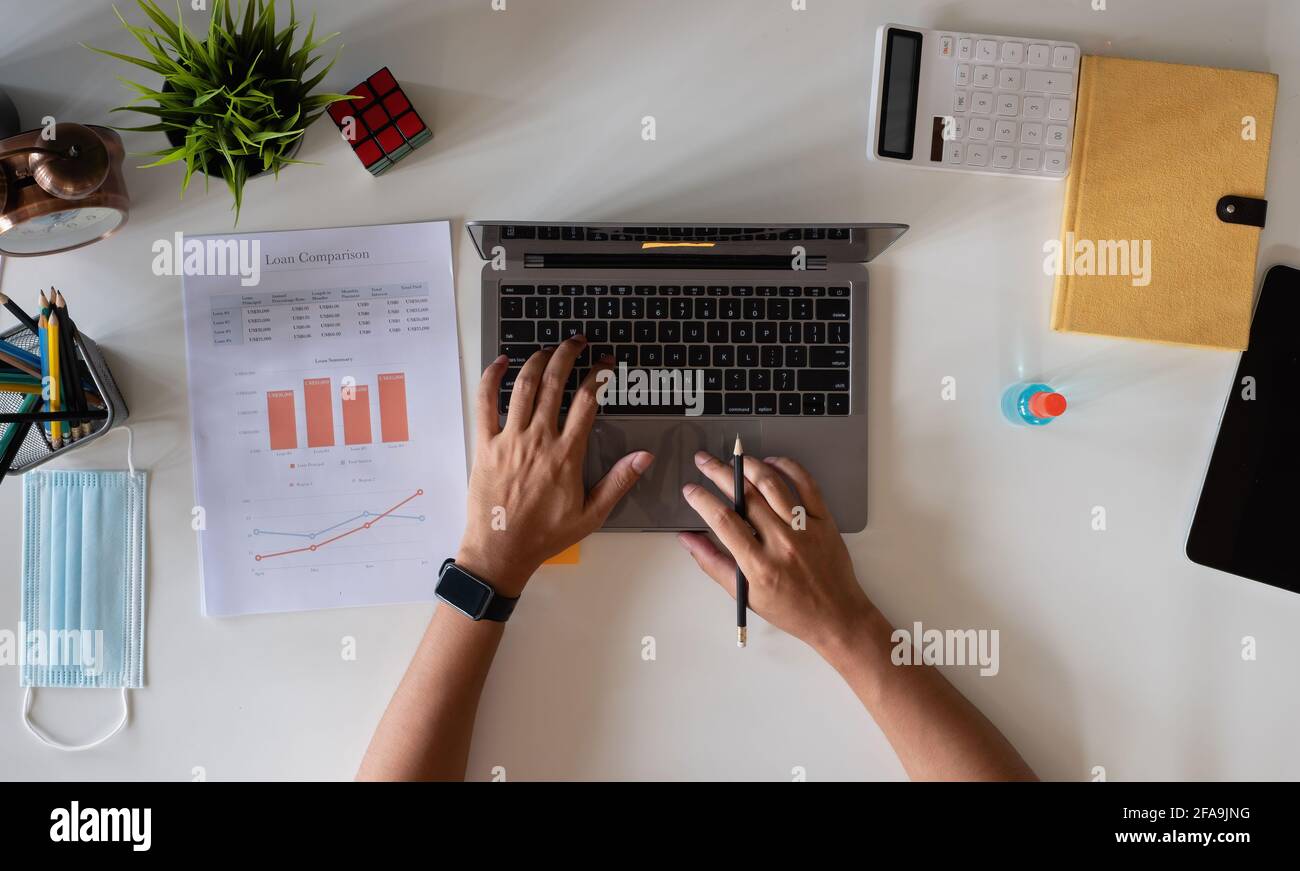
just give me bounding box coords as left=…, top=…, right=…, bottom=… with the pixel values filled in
left=467, top=222, right=907, bottom=264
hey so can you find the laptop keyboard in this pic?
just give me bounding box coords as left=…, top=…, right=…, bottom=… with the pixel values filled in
left=497, top=283, right=852, bottom=416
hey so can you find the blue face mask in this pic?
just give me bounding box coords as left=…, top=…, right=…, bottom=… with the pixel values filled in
left=20, top=427, right=146, bottom=751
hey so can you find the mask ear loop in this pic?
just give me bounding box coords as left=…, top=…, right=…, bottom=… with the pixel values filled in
left=22, top=686, right=129, bottom=752
left=20, top=424, right=138, bottom=751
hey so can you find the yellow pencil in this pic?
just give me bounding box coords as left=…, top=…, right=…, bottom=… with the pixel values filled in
left=48, top=310, right=62, bottom=447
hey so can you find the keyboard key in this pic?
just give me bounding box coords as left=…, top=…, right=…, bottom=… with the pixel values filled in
left=1052, top=45, right=1077, bottom=68
left=829, top=286, right=850, bottom=297
left=1017, top=148, right=1041, bottom=171
left=703, top=369, right=723, bottom=391
left=971, top=91, right=993, bottom=114
left=1020, top=122, right=1043, bottom=144
left=829, top=394, right=849, bottom=415
left=622, top=299, right=643, bottom=318
left=724, top=394, right=754, bottom=415
left=829, top=323, right=850, bottom=344
left=708, top=322, right=729, bottom=343
left=634, top=322, right=655, bottom=342
left=671, top=299, right=692, bottom=319
left=768, top=299, right=790, bottom=319
left=757, top=286, right=779, bottom=297
left=689, top=347, right=709, bottom=367
left=731, top=322, right=754, bottom=342
left=780, top=323, right=800, bottom=344
left=966, top=143, right=989, bottom=167
left=755, top=393, right=778, bottom=415
left=684, top=285, right=706, bottom=296
left=648, top=298, right=669, bottom=319
left=969, top=118, right=992, bottom=140
left=665, top=345, right=686, bottom=367
left=998, top=68, right=1021, bottom=90
left=561, top=322, right=583, bottom=340
left=538, top=285, right=560, bottom=295
left=683, top=322, right=706, bottom=343
left=611, top=321, right=632, bottom=342
left=500, top=321, right=535, bottom=342
left=780, top=286, right=801, bottom=298
left=802, top=393, right=826, bottom=415
left=587, top=321, right=608, bottom=342
left=992, top=145, right=1015, bottom=168
left=975, top=39, right=997, bottom=62
left=612, top=285, right=634, bottom=296
left=586, top=285, right=608, bottom=295
left=803, top=322, right=824, bottom=344
left=1046, top=124, right=1069, bottom=147
left=744, top=299, right=765, bottom=319
left=660, top=285, right=681, bottom=296
left=812, top=347, right=849, bottom=368
left=658, top=321, right=681, bottom=342
left=761, top=346, right=783, bottom=367
left=712, top=346, right=735, bottom=367
left=1025, top=69, right=1073, bottom=94
left=694, top=299, right=716, bottom=319
left=574, top=298, right=595, bottom=319
left=635, top=285, right=657, bottom=296
left=792, top=299, right=814, bottom=320
left=804, top=287, right=826, bottom=297
left=563, top=285, right=583, bottom=296
left=1043, top=150, right=1068, bottom=174
left=749, top=370, right=771, bottom=391
left=708, top=286, right=729, bottom=297
left=774, top=369, right=795, bottom=392
left=733, top=286, right=754, bottom=296
left=501, top=344, right=541, bottom=366
left=974, top=65, right=995, bottom=87
left=756, top=322, right=779, bottom=343
left=1027, top=43, right=1050, bottom=66
left=816, top=299, right=850, bottom=321
left=614, top=345, right=636, bottom=364
left=799, top=370, right=850, bottom=391
left=639, top=345, right=662, bottom=366
left=738, top=346, right=759, bottom=367
left=501, top=285, right=534, bottom=295
left=996, top=94, right=1019, bottom=116
left=1022, top=95, right=1046, bottom=119
left=994, top=119, right=1016, bottom=141
left=501, top=298, right=523, bottom=319
left=598, top=298, right=619, bottom=319
left=1048, top=98, right=1072, bottom=121
left=1001, top=42, right=1024, bottom=64
left=726, top=370, right=746, bottom=391
left=549, top=298, right=571, bottom=319
left=538, top=322, right=560, bottom=343
left=956, top=37, right=972, bottom=60
left=955, top=63, right=971, bottom=86
left=779, top=394, right=801, bottom=415
left=786, top=347, right=807, bottom=367
left=720, top=299, right=743, bottom=320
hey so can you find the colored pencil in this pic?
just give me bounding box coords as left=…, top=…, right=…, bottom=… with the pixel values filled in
left=48, top=310, right=62, bottom=447
left=0, top=409, right=106, bottom=424
left=734, top=434, right=749, bottom=648
left=0, top=291, right=38, bottom=336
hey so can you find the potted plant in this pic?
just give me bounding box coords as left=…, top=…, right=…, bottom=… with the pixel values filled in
left=90, top=0, right=354, bottom=223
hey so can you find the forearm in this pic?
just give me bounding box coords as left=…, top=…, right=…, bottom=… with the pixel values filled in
left=356, top=606, right=504, bottom=781
left=821, top=605, right=1037, bottom=782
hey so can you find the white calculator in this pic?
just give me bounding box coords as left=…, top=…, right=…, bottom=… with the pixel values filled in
left=867, top=24, right=1080, bottom=179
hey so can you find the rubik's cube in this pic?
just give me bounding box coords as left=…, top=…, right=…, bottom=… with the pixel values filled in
left=328, top=67, right=432, bottom=176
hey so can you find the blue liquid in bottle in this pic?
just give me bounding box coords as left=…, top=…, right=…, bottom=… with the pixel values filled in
left=1002, top=382, right=1068, bottom=426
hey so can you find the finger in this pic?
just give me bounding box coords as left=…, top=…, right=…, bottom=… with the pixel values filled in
left=741, top=456, right=798, bottom=522
left=532, top=335, right=587, bottom=429
left=676, top=532, right=737, bottom=598
left=476, top=355, right=508, bottom=442
left=505, top=348, right=553, bottom=430
left=584, top=450, right=655, bottom=526
left=562, top=353, right=614, bottom=447
left=691, top=451, right=783, bottom=535
left=680, top=481, right=762, bottom=564
left=765, top=456, right=831, bottom=519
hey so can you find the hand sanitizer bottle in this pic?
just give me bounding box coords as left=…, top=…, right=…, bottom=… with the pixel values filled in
left=1002, top=382, right=1067, bottom=426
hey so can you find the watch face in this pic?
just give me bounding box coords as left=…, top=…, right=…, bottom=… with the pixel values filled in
left=0, top=206, right=124, bottom=255
left=436, top=567, right=492, bottom=619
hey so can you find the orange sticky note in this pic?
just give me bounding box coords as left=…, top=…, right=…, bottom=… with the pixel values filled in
left=544, top=544, right=581, bottom=566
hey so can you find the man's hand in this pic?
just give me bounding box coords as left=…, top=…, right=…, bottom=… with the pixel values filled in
left=677, top=452, right=871, bottom=655
left=457, top=336, right=654, bottom=597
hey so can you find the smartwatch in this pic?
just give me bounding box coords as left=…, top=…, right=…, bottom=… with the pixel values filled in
left=435, top=558, right=519, bottom=622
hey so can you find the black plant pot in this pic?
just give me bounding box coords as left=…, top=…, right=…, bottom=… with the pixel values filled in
left=159, top=79, right=303, bottom=180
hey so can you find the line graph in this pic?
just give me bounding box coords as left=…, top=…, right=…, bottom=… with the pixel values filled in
left=253, top=489, right=424, bottom=561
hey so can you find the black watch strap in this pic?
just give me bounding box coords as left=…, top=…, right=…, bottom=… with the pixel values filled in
left=437, top=558, right=519, bottom=622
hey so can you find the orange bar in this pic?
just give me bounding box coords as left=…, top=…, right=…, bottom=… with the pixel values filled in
left=303, top=377, right=335, bottom=447
left=266, top=390, right=297, bottom=450
left=377, top=372, right=410, bottom=443
left=342, top=384, right=372, bottom=445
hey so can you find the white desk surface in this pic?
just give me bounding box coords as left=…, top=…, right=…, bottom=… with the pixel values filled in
left=1, top=0, right=1297, bottom=781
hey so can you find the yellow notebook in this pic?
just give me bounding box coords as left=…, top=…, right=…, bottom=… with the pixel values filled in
left=1051, top=56, right=1277, bottom=351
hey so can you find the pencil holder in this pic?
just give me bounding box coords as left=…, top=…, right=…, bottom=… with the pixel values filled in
left=0, top=323, right=129, bottom=474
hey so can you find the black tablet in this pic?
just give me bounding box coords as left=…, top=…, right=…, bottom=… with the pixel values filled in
left=1187, top=265, right=1300, bottom=594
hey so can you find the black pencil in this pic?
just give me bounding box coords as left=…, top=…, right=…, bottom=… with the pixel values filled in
left=0, top=409, right=107, bottom=424
left=734, top=434, right=749, bottom=648
left=54, top=291, right=87, bottom=439
left=0, top=291, right=39, bottom=336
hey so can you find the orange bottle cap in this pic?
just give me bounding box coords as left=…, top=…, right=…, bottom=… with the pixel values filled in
left=1029, top=391, right=1067, bottom=419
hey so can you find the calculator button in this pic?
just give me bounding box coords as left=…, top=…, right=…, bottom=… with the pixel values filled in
left=1027, top=44, right=1050, bottom=66
left=1001, top=42, right=1025, bottom=64
left=966, top=143, right=990, bottom=167
left=1048, top=98, right=1073, bottom=121
left=969, top=118, right=992, bottom=140
left=1045, top=124, right=1070, bottom=147
left=953, top=91, right=969, bottom=113
left=1043, top=150, right=1068, bottom=174
left=971, top=91, right=994, bottom=114
left=1052, top=46, right=1077, bottom=69
left=1026, top=70, right=1074, bottom=94
left=998, top=68, right=1022, bottom=90
left=1022, top=95, right=1046, bottom=118
left=974, top=65, right=995, bottom=87
left=957, top=38, right=972, bottom=60
left=955, top=63, right=971, bottom=85
left=947, top=117, right=966, bottom=140
left=975, top=39, right=998, bottom=62
left=1017, top=149, right=1041, bottom=171
left=939, top=35, right=955, bottom=57
left=992, top=146, right=1016, bottom=168
left=996, top=94, right=1020, bottom=116
left=945, top=142, right=964, bottom=164
left=1020, top=122, right=1043, bottom=144
left=994, top=120, right=1017, bottom=141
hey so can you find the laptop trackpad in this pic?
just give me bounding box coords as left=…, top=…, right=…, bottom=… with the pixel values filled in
left=588, top=420, right=764, bottom=530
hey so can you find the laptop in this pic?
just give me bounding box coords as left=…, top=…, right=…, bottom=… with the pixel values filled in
left=468, top=222, right=908, bottom=532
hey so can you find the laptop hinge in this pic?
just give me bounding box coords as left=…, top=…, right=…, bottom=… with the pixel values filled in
left=523, top=253, right=829, bottom=271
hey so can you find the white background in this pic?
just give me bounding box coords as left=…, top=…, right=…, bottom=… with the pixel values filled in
left=0, top=0, right=1297, bottom=781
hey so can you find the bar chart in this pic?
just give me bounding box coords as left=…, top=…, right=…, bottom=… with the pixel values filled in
left=265, top=372, right=410, bottom=450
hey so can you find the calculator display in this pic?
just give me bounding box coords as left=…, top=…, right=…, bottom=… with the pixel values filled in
left=878, top=28, right=923, bottom=159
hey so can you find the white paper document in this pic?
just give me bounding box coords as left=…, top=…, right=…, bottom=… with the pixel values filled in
left=182, top=221, right=466, bottom=616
